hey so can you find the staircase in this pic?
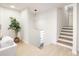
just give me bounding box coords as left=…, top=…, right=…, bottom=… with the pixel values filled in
left=57, top=26, right=73, bottom=49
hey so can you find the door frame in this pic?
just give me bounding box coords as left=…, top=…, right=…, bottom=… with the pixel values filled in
left=65, top=4, right=77, bottom=55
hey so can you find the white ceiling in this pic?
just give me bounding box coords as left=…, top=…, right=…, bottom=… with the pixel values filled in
left=0, top=3, right=69, bottom=12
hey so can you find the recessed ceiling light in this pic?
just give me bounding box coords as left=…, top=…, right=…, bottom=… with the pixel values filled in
left=10, top=5, right=15, bottom=8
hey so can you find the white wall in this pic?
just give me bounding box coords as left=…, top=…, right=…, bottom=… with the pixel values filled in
left=77, top=3, right=79, bottom=52
left=28, top=11, right=40, bottom=47
left=0, top=7, right=20, bottom=38
left=68, top=9, right=73, bottom=26
left=20, top=9, right=29, bottom=43
left=0, top=7, right=40, bottom=47
left=64, top=5, right=73, bottom=27
left=64, top=6, right=69, bottom=26
left=57, top=8, right=64, bottom=39
left=36, top=8, right=58, bottom=46
left=0, top=7, right=31, bottom=43
left=20, top=9, right=40, bottom=47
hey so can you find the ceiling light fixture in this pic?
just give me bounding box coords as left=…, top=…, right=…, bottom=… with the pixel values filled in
left=10, top=5, right=15, bottom=8
left=34, top=9, right=38, bottom=16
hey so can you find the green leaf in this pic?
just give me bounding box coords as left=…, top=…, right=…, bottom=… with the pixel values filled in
left=8, top=17, right=21, bottom=35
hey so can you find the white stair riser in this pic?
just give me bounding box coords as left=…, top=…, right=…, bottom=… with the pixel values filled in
left=60, top=33, right=73, bottom=36
left=60, top=35, right=73, bottom=39
left=61, top=32, right=72, bottom=35
left=62, top=27, right=73, bottom=29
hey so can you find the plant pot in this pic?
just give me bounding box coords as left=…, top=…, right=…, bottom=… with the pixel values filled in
left=14, top=37, right=20, bottom=43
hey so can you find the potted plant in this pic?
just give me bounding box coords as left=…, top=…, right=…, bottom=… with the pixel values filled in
left=8, top=17, right=21, bottom=43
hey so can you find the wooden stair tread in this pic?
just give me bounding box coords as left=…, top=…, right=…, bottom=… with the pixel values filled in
left=59, top=37, right=73, bottom=41
left=57, top=40, right=73, bottom=46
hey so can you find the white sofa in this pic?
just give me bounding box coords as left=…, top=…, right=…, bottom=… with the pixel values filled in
left=0, top=36, right=17, bottom=56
